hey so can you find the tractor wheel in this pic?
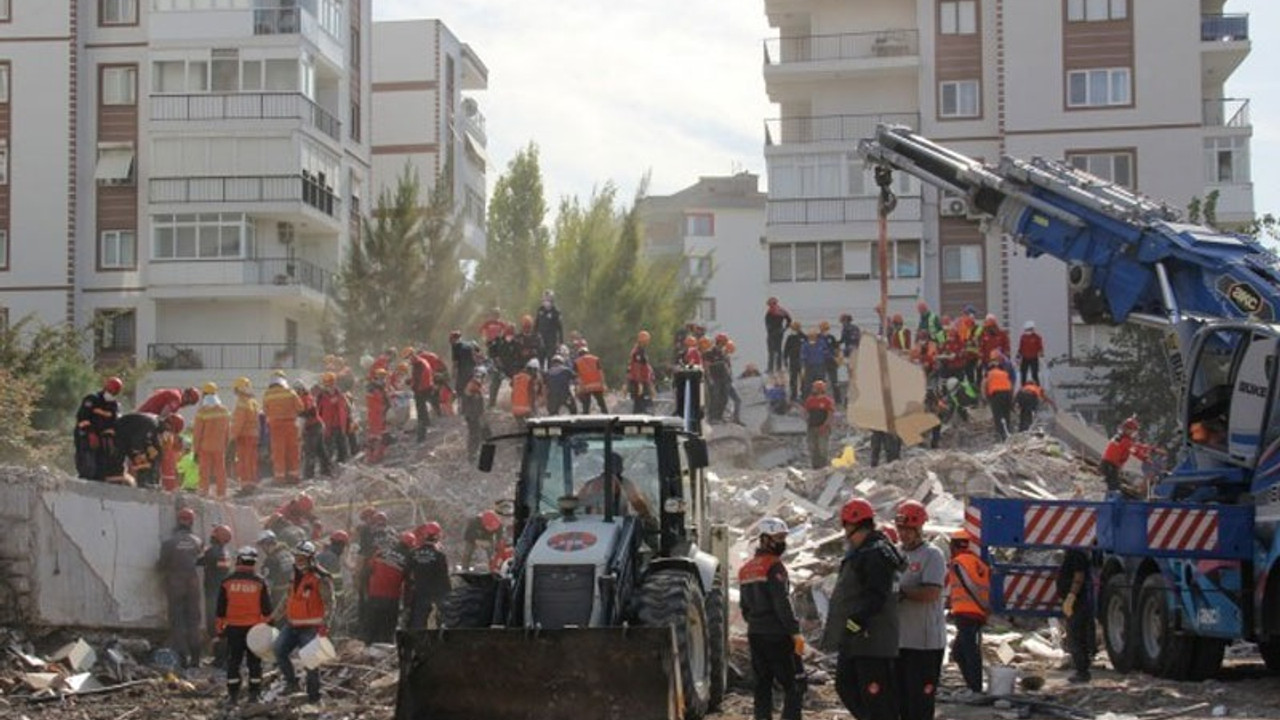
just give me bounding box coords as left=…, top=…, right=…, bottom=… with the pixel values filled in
left=1259, top=639, right=1280, bottom=674
left=1188, top=637, right=1226, bottom=680
left=1101, top=574, right=1138, bottom=673
left=635, top=569, right=711, bottom=719
left=439, top=574, right=497, bottom=629
left=705, top=575, right=727, bottom=710
left=1137, top=574, right=1194, bottom=679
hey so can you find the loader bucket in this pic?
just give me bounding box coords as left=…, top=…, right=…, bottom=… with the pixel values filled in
left=394, top=626, right=683, bottom=720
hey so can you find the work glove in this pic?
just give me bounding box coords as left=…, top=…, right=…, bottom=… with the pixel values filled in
left=1062, top=593, right=1076, bottom=619
left=845, top=618, right=863, bottom=636
left=792, top=634, right=805, bottom=656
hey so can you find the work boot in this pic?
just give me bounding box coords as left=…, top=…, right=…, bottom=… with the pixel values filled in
left=1067, top=670, right=1091, bottom=684
left=227, top=687, right=240, bottom=706
left=284, top=680, right=302, bottom=695
left=247, top=685, right=261, bottom=704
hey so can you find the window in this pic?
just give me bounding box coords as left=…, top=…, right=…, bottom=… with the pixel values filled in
left=101, top=66, right=136, bottom=105
left=696, top=298, right=717, bottom=323
left=0, top=230, right=8, bottom=270
left=1067, top=0, right=1126, bottom=22
left=0, top=307, right=8, bottom=333
left=0, top=64, right=9, bottom=103
left=821, top=241, right=843, bottom=280
left=242, top=60, right=263, bottom=91
left=684, top=213, right=714, bottom=237
left=769, top=244, right=793, bottom=282
left=940, top=80, right=980, bottom=118
left=95, top=144, right=135, bottom=185
left=210, top=49, right=238, bottom=92
left=152, top=213, right=254, bottom=260
left=100, top=0, right=137, bottom=25
left=350, top=25, right=361, bottom=68
left=872, top=240, right=923, bottom=279
left=1068, top=151, right=1135, bottom=189
left=0, top=142, right=7, bottom=185
left=794, top=243, right=818, bottom=281
left=99, top=230, right=136, bottom=269
left=1205, top=136, right=1249, bottom=184
left=768, top=153, right=849, bottom=199
left=349, top=101, right=361, bottom=142
left=942, top=245, right=983, bottom=282
left=940, top=1, right=977, bottom=34
left=95, top=310, right=136, bottom=353
left=0, top=0, right=9, bottom=21
left=843, top=242, right=872, bottom=279
left=687, top=255, right=713, bottom=281
left=1067, top=68, right=1131, bottom=108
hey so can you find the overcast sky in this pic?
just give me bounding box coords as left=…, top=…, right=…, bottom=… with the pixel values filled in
left=374, top=0, right=1277, bottom=221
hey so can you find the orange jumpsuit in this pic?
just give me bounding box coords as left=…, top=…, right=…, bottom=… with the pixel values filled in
left=262, top=384, right=303, bottom=482
left=365, top=381, right=389, bottom=463
left=510, top=372, right=537, bottom=420
left=159, top=431, right=185, bottom=492
left=193, top=402, right=232, bottom=497
left=231, top=394, right=261, bottom=489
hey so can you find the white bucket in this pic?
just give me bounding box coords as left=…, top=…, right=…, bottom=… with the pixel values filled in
left=988, top=665, right=1017, bottom=696
left=298, top=635, right=337, bottom=670
left=246, top=623, right=278, bottom=662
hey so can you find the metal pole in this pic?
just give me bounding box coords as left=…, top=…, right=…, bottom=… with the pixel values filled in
left=875, top=166, right=899, bottom=438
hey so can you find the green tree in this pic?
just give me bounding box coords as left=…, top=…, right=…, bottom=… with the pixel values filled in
left=1067, top=324, right=1180, bottom=453
left=477, top=143, right=551, bottom=318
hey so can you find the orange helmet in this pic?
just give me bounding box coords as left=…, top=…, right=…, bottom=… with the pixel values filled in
left=714, top=332, right=728, bottom=345
left=892, top=313, right=904, bottom=324
left=725, top=340, right=736, bottom=354
left=399, top=531, right=418, bottom=549
left=521, top=315, right=534, bottom=330
left=211, top=525, right=233, bottom=544
left=637, top=330, right=651, bottom=345
left=952, top=528, right=975, bottom=544
left=698, top=337, right=713, bottom=351
left=917, top=300, right=929, bottom=313
left=417, top=521, right=443, bottom=541
left=480, top=510, right=501, bottom=533
left=322, top=372, right=337, bottom=385
left=1122, top=416, right=1139, bottom=433
left=401, top=346, right=415, bottom=359
left=819, top=321, right=831, bottom=332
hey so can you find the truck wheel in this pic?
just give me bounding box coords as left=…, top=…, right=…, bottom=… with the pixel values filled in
left=635, top=570, right=711, bottom=719
left=705, top=576, right=727, bottom=710
left=1101, top=574, right=1137, bottom=673
left=1260, top=640, right=1280, bottom=673
left=1188, top=637, right=1225, bottom=680
left=1137, top=574, right=1194, bottom=679
left=440, top=574, right=497, bottom=629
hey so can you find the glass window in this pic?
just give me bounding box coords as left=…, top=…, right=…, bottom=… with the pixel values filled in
left=684, top=213, right=714, bottom=237
left=696, top=298, right=716, bottom=323
left=0, top=142, right=7, bottom=185
left=896, top=240, right=922, bottom=278
left=211, top=50, right=238, bottom=92
left=242, top=60, right=263, bottom=91
left=0, top=0, right=9, bottom=21
left=523, top=433, right=661, bottom=527
left=0, top=65, right=8, bottom=103
left=100, top=230, right=136, bottom=269
left=940, top=80, right=980, bottom=118
left=769, top=244, right=792, bottom=282
left=940, top=1, right=977, bottom=35
left=1066, top=68, right=1131, bottom=107
left=1205, top=136, right=1249, bottom=184
left=100, top=0, right=137, bottom=24
left=187, top=61, right=209, bottom=92
left=264, top=59, right=296, bottom=91
left=1068, top=151, right=1135, bottom=189
left=1070, top=0, right=1125, bottom=21
left=152, top=61, right=186, bottom=93
left=1067, top=0, right=1085, bottom=20
left=95, top=310, right=136, bottom=352
left=101, top=66, right=136, bottom=105
left=0, top=230, right=8, bottom=270
left=152, top=213, right=247, bottom=260
left=820, top=242, right=844, bottom=280
left=843, top=241, right=872, bottom=279
left=794, top=243, right=818, bottom=281
left=942, top=245, right=983, bottom=282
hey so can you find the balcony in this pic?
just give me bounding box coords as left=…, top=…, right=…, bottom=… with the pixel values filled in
left=768, top=196, right=922, bottom=225
left=1202, top=98, right=1250, bottom=131
left=150, top=93, right=340, bottom=142
left=147, top=256, right=335, bottom=302
left=1201, top=14, right=1249, bottom=82
left=765, top=112, right=918, bottom=146
left=1201, top=14, right=1248, bottom=42
left=149, top=174, right=340, bottom=219
left=147, top=342, right=323, bottom=372
left=764, top=30, right=918, bottom=94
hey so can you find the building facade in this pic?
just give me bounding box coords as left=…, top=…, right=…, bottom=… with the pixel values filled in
left=371, top=19, right=487, bottom=258
left=0, top=0, right=373, bottom=396
left=762, top=0, right=1253, bottom=412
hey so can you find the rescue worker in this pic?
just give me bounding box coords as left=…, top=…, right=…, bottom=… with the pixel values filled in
left=1017, top=321, right=1044, bottom=386
left=364, top=368, right=390, bottom=463
left=406, top=347, right=434, bottom=442
left=193, top=382, right=231, bottom=498
left=257, top=529, right=293, bottom=612
left=462, top=510, right=503, bottom=570
left=486, top=327, right=516, bottom=408
left=158, top=415, right=186, bottom=492
left=869, top=431, right=902, bottom=467
left=723, top=340, right=744, bottom=423
left=764, top=297, right=793, bottom=373
left=983, top=357, right=1014, bottom=440
left=574, top=345, right=608, bottom=414
left=460, top=368, right=490, bottom=459
left=515, top=315, right=542, bottom=369
left=840, top=313, right=862, bottom=368
left=408, top=522, right=450, bottom=629
left=534, top=289, right=564, bottom=366
left=316, top=373, right=350, bottom=464
left=363, top=531, right=412, bottom=643
left=704, top=334, right=733, bottom=423
left=947, top=529, right=990, bottom=695
left=628, top=331, right=655, bottom=414
left=137, top=386, right=201, bottom=419
left=478, top=307, right=509, bottom=345
left=681, top=335, right=705, bottom=367
left=216, top=546, right=272, bottom=705
left=511, top=359, right=541, bottom=422
left=803, top=380, right=835, bottom=469
left=449, top=330, right=478, bottom=397
left=577, top=452, right=656, bottom=522
left=977, top=315, right=1011, bottom=386
left=1058, top=547, right=1096, bottom=683
left=294, top=381, right=331, bottom=480
left=116, top=412, right=167, bottom=486
left=1015, top=380, right=1056, bottom=433
left=263, top=372, right=303, bottom=484
left=198, top=524, right=233, bottom=663
left=799, top=328, right=830, bottom=400
left=316, top=530, right=348, bottom=599
left=274, top=541, right=332, bottom=705
left=739, top=516, right=804, bottom=720
left=159, top=507, right=204, bottom=668
left=893, top=501, right=946, bottom=720
left=74, top=376, right=123, bottom=481
left=917, top=301, right=945, bottom=345
left=230, top=377, right=261, bottom=493
left=822, top=498, right=905, bottom=720
left=783, top=321, right=805, bottom=402
left=820, top=320, right=843, bottom=405
left=1100, top=416, right=1152, bottom=497
left=544, top=355, right=578, bottom=415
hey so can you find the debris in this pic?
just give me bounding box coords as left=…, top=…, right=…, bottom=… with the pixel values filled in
left=49, top=639, right=96, bottom=673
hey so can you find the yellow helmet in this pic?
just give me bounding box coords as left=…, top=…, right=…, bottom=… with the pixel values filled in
left=234, top=377, right=252, bottom=391
left=202, top=381, right=218, bottom=394
left=401, top=346, right=415, bottom=359
left=322, top=372, right=337, bottom=385
left=272, top=369, right=287, bottom=378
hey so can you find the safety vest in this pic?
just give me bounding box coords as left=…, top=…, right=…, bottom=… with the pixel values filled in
left=985, top=367, right=1012, bottom=395
left=511, top=373, right=535, bottom=417
left=285, top=568, right=328, bottom=626
left=891, top=327, right=910, bottom=350
left=411, top=355, right=434, bottom=393
left=263, top=385, right=303, bottom=423
left=220, top=572, right=270, bottom=628
left=194, top=404, right=231, bottom=452
left=575, top=354, right=606, bottom=393
left=948, top=551, right=990, bottom=622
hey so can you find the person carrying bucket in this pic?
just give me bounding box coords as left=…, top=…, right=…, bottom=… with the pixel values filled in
left=273, top=540, right=333, bottom=706
left=215, top=546, right=272, bottom=705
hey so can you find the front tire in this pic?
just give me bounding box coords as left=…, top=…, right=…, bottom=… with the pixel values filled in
left=439, top=574, right=498, bottom=629
left=1137, top=574, right=1194, bottom=679
left=635, top=570, right=711, bottom=719
left=705, top=575, right=727, bottom=710
left=1101, top=574, right=1138, bottom=673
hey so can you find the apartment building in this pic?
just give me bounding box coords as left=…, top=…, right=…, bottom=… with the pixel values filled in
left=639, top=172, right=768, bottom=365
left=371, top=19, right=488, bottom=258
left=0, top=0, right=372, bottom=397
left=761, top=0, right=1252, bottom=413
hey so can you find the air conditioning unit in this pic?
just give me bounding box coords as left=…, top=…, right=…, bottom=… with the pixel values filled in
left=278, top=222, right=296, bottom=245
left=940, top=196, right=970, bottom=217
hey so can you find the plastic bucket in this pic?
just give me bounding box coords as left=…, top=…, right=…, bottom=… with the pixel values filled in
left=299, top=635, right=337, bottom=670
left=988, top=665, right=1017, bottom=696
left=247, top=623, right=279, bottom=661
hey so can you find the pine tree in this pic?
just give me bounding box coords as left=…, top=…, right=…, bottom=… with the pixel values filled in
left=476, top=143, right=550, bottom=318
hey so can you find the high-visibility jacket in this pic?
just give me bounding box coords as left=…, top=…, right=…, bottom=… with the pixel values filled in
left=138, top=388, right=184, bottom=417
left=316, top=388, right=349, bottom=432
left=366, top=383, right=388, bottom=435
left=979, top=327, right=1010, bottom=363
left=511, top=372, right=536, bottom=417
left=957, top=315, right=976, bottom=344
left=193, top=403, right=231, bottom=453
left=889, top=326, right=911, bottom=351
left=627, top=346, right=652, bottom=383
left=217, top=570, right=272, bottom=630
left=366, top=545, right=409, bottom=600
left=410, top=355, right=435, bottom=393
left=263, top=384, right=303, bottom=423
left=985, top=367, right=1013, bottom=395
left=419, top=351, right=447, bottom=374
left=285, top=567, right=329, bottom=627
left=1103, top=433, right=1151, bottom=466
left=948, top=551, right=990, bottom=622
left=575, top=354, right=606, bottom=393
left=1018, top=331, right=1044, bottom=360
left=231, top=396, right=260, bottom=439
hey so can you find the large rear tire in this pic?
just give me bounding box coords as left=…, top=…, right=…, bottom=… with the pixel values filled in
left=635, top=570, right=711, bottom=719
left=1188, top=637, right=1225, bottom=681
left=1137, top=574, right=1194, bottom=680
left=1101, top=574, right=1138, bottom=673
left=439, top=574, right=497, bottom=629
left=1259, top=639, right=1280, bottom=674
left=705, top=576, right=727, bottom=710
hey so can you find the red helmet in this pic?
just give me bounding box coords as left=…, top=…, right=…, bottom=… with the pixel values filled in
left=182, top=387, right=201, bottom=406
left=330, top=530, right=350, bottom=544
left=104, top=377, right=124, bottom=395
left=894, top=500, right=928, bottom=529
left=449, top=330, right=462, bottom=340
left=892, top=313, right=904, bottom=324
left=480, top=510, right=501, bottom=533
left=683, top=336, right=697, bottom=348
left=372, top=511, right=389, bottom=527
left=177, top=507, right=196, bottom=526
left=295, top=493, right=314, bottom=514
left=1122, top=416, right=1139, bottom=433
left=714, top=333, right=729, bottom=345
left=211, top=524, right=233, bottom=544
left=166, top=414, right=185, bottom=434
left=840, top=499, right=875, bottom=527
left=359, top=506, right=377, bottom=522
left=399, top=531, right=418, bottom=549
left=417, top=521, right=443, bottom=541
left=917, top=300, right=929, bottom=313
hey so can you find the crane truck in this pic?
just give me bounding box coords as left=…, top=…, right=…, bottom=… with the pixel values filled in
left=859, top=125, right=1280, bottom=681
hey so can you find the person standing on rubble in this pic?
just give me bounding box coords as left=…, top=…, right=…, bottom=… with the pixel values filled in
left=75, top=376, right=123, bottom=481
left=893, top=501, right=946, bottom=720
left=946, top=529, right=990, bottom=695
left=216, top=546, right=272, bottom=705
left=263, top=372, right=304, bottom=484
left=316, top=530, right=348, bottom=610
left=230, top=378, right=261, bottom=494
left=406, top=347, right=435, bottom=442
left=869, top=431, right=901, bottom=467
left=363, top=531, right=413, bottom=643
left=534, top=290, right=565, bottom=367
left=739, top=516, right=804, bottom=720
left=799, top=328, right=830, bottom=401
left=1058, top=547, right=1096, bottom=683
left=1015, top=380, right=1055, bottom=433
left=1016, top=321, right=1044, bottom=386
left=158, top=415, right=186, bottom=492
left=573, top=345, right=609, bottom=414
left=462, top=510, right=503, bottom=570
left=461, top=368, right=491, bottom=460
left=803, top=380, right=835, bottom=469
left=628, top=331, right=655, bottom=414
left=316, top=373, right=351, bottom=465
left=159, top=507, right=204, bottom=668
left=819, top=321, right=843, bottom=405
left=983, top=357, right=1014, bottom=440
left=764, top=297, right=792, bottom=373
left=274, top=541, right=332, bottom=705
left=783, top=321, right=805, bottom=403
left=257, top=530, right=293, bottom=614
left=823, top=498, right=905, bottom=720
left=198, top=524, right=233, bottom=666
left=544, top=354, right=578, bottom=415
left=193, top=382, right=231, bottom=498
left=294, top=381, right=332, bottom=480
left=408, top=522, right=451, bottom=629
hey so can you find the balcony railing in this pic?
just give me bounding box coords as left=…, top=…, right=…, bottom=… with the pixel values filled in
left=149, top=256, right=335, bottom=296
left=768, top=196, right=922, bottom=225
left=1202, top=98, right=1250, bottom=128
left=1201, top=14, right=1248, bottom=42
left=149, top=174, right=340, bottom=217
left=150, top=93, right=341, bottom=141
left=147, top=342, right=323, bottom=371
left=764, top=29, right=919, bottom=65
left=765, top=112, right=919, bottom=146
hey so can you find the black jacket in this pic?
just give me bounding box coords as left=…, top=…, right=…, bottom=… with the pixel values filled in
left=738, top=550, right=800, bottom=636
left=534, top=306, right=563, bottom=348
left=821, top=530, right=905, bottom=658
left=783, top=332, right=805, bottom=371
left=410, top=542, right=451, bottom=607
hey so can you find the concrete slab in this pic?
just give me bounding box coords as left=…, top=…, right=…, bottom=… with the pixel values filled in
left=763, top=413, right=807, bottom=436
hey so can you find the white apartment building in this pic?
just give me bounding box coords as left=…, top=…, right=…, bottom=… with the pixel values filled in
left=762, top=0, right=1252, bottom=413
left=371, top=19, right=487, bottom=258
left=0, top=0, right=372, bottom=397
left=639, top=173, right=768, bottom=365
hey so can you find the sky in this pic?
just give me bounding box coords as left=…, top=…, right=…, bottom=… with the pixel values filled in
left=374, top=0, right=1278, bottom=219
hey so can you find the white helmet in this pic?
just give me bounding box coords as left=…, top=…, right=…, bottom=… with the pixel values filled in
left=257, top=529, right=277, bottom=545
left=758, top=516, right=789, bottom=537
left=946, top=377, right=960, bottom=392
left=1024, top=320, right=1035, bottom=331
left=526, top=359, right=540, bottom=370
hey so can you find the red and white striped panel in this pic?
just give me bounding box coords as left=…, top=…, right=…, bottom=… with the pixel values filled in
left=1002, top=570, right=1059, bottom=611
left=964, top=505, right=982, bottom=544
left=1147, top=507, right=1219, bottom=552
left=1023, top=504, right=1097, bottom=546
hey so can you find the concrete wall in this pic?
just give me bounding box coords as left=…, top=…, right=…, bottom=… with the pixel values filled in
left=0, top=469, right=259, bottom=631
